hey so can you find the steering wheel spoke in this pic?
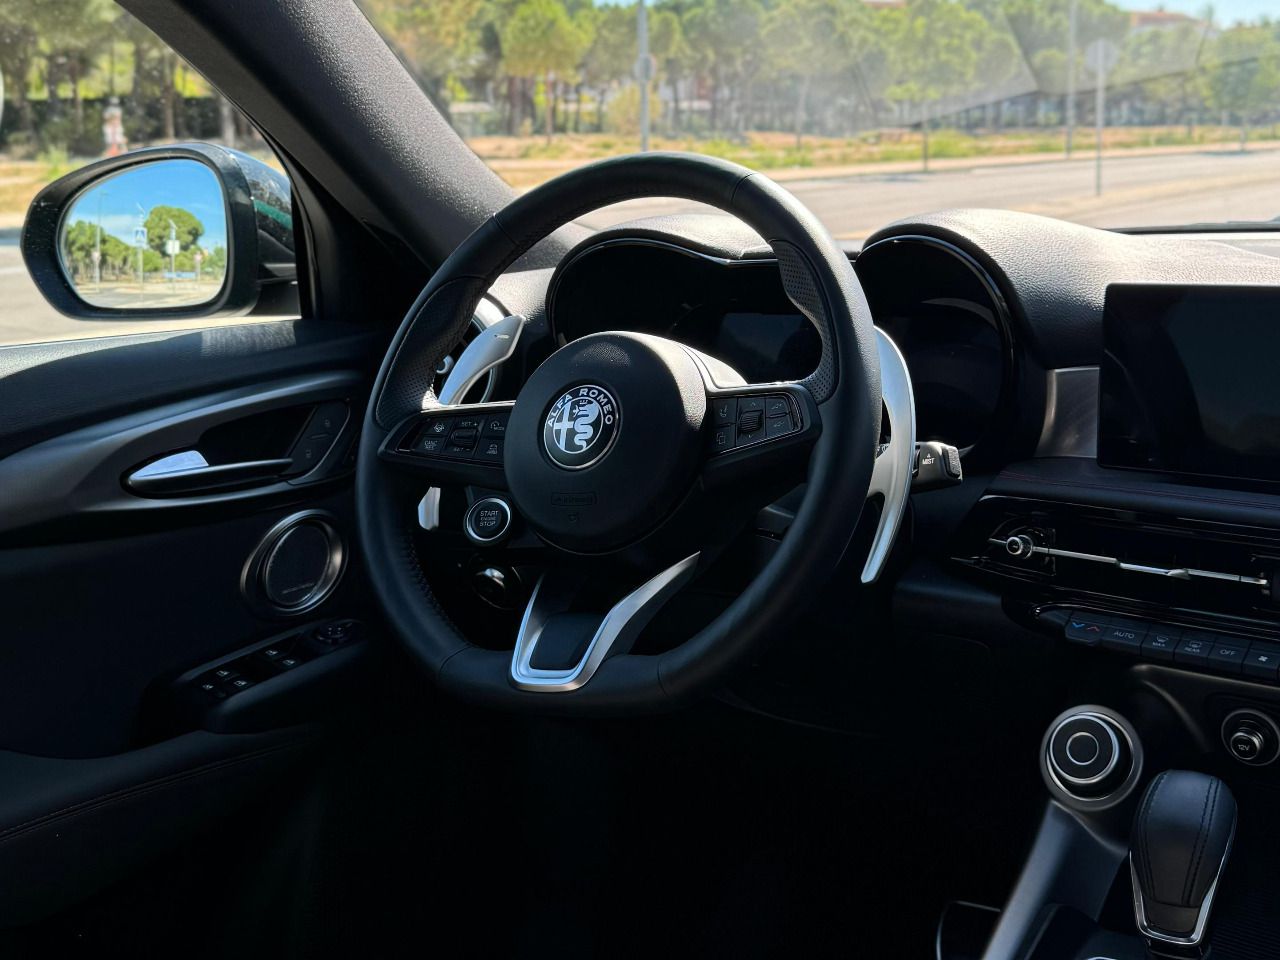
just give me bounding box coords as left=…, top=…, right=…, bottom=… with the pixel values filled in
left=511, top=554, right=701, bottom=692
left=378, top=402, right=514, bottom=489
left=700, top=382, right=821, bottom=488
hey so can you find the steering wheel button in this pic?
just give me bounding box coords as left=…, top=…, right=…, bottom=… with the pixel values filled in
left=708, top=425, right=735, bottom=452
left=477, top=438, right=503, bottom=462
left=426, top=419, right=451, bottom=437
left=738, top=410, right=764, bottom=435
left=765, top=396, right=790, bottom=419
left=449, top=428, right=478, bottom=448
left=417, top=435, right=446, bottom=455
left=765, top=414, right=795, bottom=439
left=455, top=417, right=482, bottom=431
left=482, top=416, right=508, bottom=437
left=711, top=397, right=737, bottom=424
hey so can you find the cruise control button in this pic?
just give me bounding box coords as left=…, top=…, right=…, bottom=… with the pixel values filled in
left=482, top=415, right=508, bottom=437
left=738, top=409, right=764, bottom=436
left=1101, top=619, right=1146, bottom=653
left=1064, top=612, right=1110, bottom=646
left=765, top=414, right=796, bottom=439
left=1208, top=641, right=1248, bottom=675
left=476, top=437, right=503, bottom=462
left=1244, top=644, right=1280, bottom=681
left=425, top=418, right=452, bottom=437
left=449, top=428, right=478, bottom=448
left=765, top=395, right=791, bottom=419
left=417, top=435, right=447, bottom=455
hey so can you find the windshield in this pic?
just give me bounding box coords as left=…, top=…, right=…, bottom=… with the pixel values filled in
left=361, top=0, right=1280, bottom=237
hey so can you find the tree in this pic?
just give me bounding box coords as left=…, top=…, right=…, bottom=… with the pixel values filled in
left=683, top=0, right=765, bottom=135
left=142, top=205, right=204, bottom=257
left=884, top=0, right=986, bottom=170
left=578, top=4, right=634, bottom=131
left=765, top=0, right=867, bottom=148
left=1204, top=25, right=1280, bottom=149
left=650, top=8, right=691, bottom=133
left=0, top=0, right=43, bottom=135
left=501, top=0, right=592, bottom=142
left=361, top=0, right=485, bottom=120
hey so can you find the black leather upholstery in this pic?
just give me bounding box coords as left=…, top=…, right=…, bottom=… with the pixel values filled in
left=1131, top=770, right=1237, bottom=938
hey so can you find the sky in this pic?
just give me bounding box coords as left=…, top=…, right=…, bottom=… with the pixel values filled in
left=1113, top=0, right=1278, bottom=24
left=64, top=159, right=228, bottom=251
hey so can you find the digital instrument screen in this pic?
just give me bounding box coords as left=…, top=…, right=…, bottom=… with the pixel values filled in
left=1099, top=284, right=1280, bottom=483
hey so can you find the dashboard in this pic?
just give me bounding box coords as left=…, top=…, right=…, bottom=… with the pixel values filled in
left=538, top=211, right=1280, bottom=670
left=547, top=231, right=1011, bottom=462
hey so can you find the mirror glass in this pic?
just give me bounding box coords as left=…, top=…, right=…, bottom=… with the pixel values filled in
left=58, top=159, right=228, bottom=310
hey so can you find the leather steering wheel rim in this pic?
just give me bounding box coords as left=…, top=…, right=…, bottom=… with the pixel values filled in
left=356, top=153, right=882, bottom=713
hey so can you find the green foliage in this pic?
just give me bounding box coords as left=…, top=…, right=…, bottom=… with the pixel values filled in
left=8, top=0, right=1280, bottom=164
left=501, top=0, right=592, bottom=81
left=142, top=205, right=204, bottom=256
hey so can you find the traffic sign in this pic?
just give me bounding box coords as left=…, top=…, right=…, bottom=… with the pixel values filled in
left=1084, top=39, right=1119, bottom=76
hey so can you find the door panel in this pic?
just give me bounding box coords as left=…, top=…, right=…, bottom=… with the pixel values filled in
left=0, top=320, right=382, bottom=926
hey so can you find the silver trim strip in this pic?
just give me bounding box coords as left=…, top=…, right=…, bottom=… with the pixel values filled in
left=511, top=553, right=700, bottom=692
left=1036, top=366, right=1098, bottom=459
left=1129, top=819, right=1234, bottom=949
left=862, top=328, right=917, bottom=584
left=990, top=537, right=1270, bottom=588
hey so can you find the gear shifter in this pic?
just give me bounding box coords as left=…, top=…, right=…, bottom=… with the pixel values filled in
left=1130, top=771, right=1236, bottom=958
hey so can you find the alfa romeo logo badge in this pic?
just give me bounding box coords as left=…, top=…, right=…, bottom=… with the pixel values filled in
left=543, top=384, right=619, bottom=469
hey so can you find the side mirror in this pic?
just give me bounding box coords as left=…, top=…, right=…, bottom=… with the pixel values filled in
left=21, top=143, right=297, bottom=321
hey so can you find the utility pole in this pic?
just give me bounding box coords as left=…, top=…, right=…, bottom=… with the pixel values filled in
left=636, top=0, right=651, bottom=152
left=1066, top=0, right=1078, bottom=156
left=1094, top=62, right=1104, bottom=194
left=1085, top=39, right=1118, bottom=197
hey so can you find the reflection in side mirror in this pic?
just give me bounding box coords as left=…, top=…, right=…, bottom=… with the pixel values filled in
left=57, top=159, right=228, bottom=310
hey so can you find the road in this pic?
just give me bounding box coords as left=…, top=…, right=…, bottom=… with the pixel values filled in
left=2, top=146, right=1279, bottom=347
left=578, top=144, right=1280, bottom=237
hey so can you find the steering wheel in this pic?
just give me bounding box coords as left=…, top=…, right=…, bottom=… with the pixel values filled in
left=356, top=154, right=883, bottom=713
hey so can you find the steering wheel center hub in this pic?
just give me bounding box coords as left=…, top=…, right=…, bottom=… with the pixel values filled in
left=505, top=332, right=707, bottom=553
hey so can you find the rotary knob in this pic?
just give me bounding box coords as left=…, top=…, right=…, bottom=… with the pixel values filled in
left=1041, top=706, right=1142, bottom=809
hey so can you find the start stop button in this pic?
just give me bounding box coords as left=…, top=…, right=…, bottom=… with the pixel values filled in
left=465, top=497, right=512, bottom=545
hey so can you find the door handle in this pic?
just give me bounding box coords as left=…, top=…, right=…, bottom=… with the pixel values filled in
left=126, top=453, right=295, bottom=496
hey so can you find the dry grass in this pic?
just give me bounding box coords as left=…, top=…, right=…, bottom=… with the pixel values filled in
left=470, top=125, right=1278, bottom=187
left=0, top=126, right=1273, bottom=216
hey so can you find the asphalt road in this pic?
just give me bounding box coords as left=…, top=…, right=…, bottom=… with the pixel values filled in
left=2, top=146, right=1278, bottom=347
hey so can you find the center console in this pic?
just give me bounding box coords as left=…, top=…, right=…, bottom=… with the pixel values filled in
left=939, top=284, right=1280, bottom=960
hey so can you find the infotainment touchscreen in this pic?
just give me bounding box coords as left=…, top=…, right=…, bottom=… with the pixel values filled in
left=1099, top=284, right=1280, bottom=483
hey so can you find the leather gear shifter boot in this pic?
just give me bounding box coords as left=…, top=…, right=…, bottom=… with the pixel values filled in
left=1130, top=771, right=1236, bottom=958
